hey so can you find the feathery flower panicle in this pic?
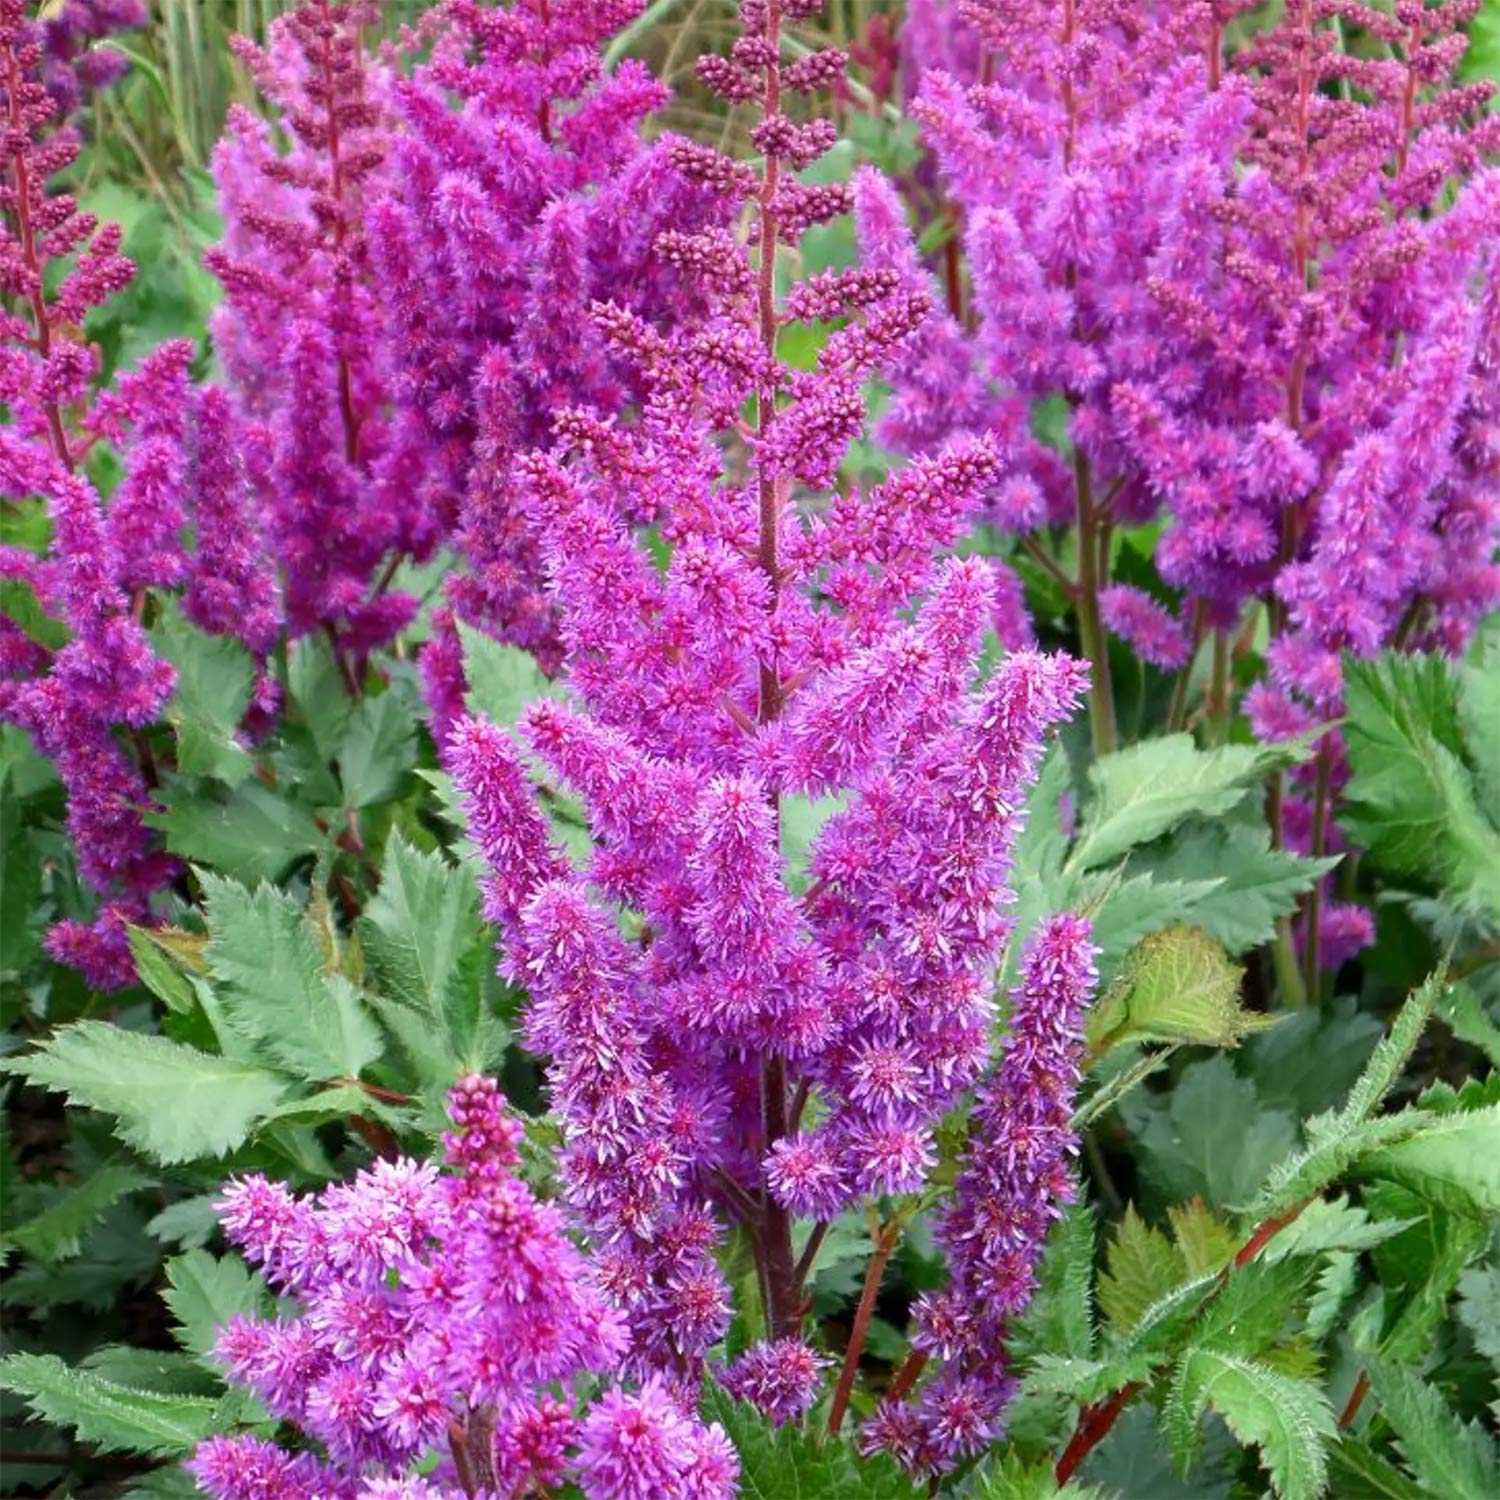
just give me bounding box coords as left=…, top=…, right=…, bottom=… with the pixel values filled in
left=879, top=0, right=1500, bottom=970
left=362, top=0, right=720, bottom=736
left=449, top=0, right=1088, bottom=1410
left=866, top=912, right=1098, bottom=1474
left=194, top=1076, right=735, bottom=1500
left=2, top=5, right=290, bottom=986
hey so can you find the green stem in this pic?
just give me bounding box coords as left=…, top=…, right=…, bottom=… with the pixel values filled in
left=1073, top=447, right=1118, bottom=758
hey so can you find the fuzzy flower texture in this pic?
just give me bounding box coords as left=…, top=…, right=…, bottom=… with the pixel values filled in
left=193, top=1075, right=737, bottom=1500
left=447, top=0, right=1097, bottom=1470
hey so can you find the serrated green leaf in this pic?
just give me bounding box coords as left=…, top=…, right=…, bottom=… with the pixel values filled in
left=1363, top=1183, right=1489, bottom=1365
left=1262, top=1196, right=1423, bottom=1263
left=80, top=1348, right=221, bottom=1398
left=0, top=1353, right=226, bottom=1456
left=703, top=1387, right=925, bottom=1498
left=1165, top=1199, right=1238, bottom=1276
left=1243, top=997, right=1386, bottom=1119
left=1357, top=1106, right=1500, bottom=1215
left=287, top=634, right=351, bottom=759
left=202, top=874, right=382, bottom=1081
left=1458, top=634, right=1500, bottom=824
left=126, top=926, right=198, bottom=1014
left=357, top=836, right=501, bottom=1080
left=1305, top=1253, right=1359, bottom=1343
left=1327, top=1436, right=1431, bottom=1500
left=1126, top=1055, right=1299, bottom=1210
left=163, top=1249, right=270, bottom=1360
left=1193, top=1257, right=1316, bottom=1358
left=147, top=1196, right=220, bottom=1250
left=150, top=605, right=256, bottom=785
left=458, top=620, right=560, bottom=726
left=1024, top=1351, right=1159, bottom=1405
left=0, top=1023, right=289, bottom=1165
left=1365, top=1359, right=1499, bottom=1500
left=338, top=689, right=418, bottom=808
left=1341, top=654, right=1500, bottom=922
left=1087, top=925, right=1271, bottom=1058
left=1249, top=968, right=1446, bottom=1218
left=1019, top=1201, right=1096, bottom=1362
left=1071, top=735, right=1298, bottom=871
left=1436, top=982, right=1500, bottom=1068
left=148, top=779, right=324, bottom=886
left=1164, top=1350, right=1335, bottom=1500
left=1098, top=1204, right=1186, bottom=1333
left=3, top=1163, right=146, bottom=1263
left=1457, top=1264, right=1500, bottom=1371
left=0, top=575, right=69, bottom=650
left=1133, top=820, right=1340, bottom=956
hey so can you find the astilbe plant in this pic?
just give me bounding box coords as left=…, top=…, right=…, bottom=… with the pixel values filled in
left=210, top=0, right=718, bottom=713
left=869, top=0, right=1500, bottom=986
left=368, top=0, right=722, bottom=736
left=0, top=1, right=280, bottom=988
left=192, top=1074, right=738, bottom=1500
left=446, top=0, right=1097, bottom=1452
left=36, top=0, right=145, bottom=116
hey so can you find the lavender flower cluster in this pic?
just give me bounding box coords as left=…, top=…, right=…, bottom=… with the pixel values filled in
left=194, top=1075, right=737, bottom=1500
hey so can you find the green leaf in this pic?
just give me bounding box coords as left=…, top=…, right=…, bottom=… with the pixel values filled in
left=1243, top=998, right=1386, bottom=1120
left=1164, top=1350, right=1335, bottom=1500
left=969, top=1449, right=1108, bottom=1500
left=163, top=1249, right=270, bottom=1359
left=1305, top=1253, right=1359, bottom=1343
left=150, top=604, right=255, bottom=784
left=1456, top=1264, right=1500, bottom=1371
left=1357, top=1106, right=1500, bottom=1216
left=357, top=836, right=500, bottom=1079
left=0, top=575, right=69, bottom=650
left=1458, top=634, right=1500, bottom=825
left=148, top=779, right=324, bottom=886
left=0, top=1353, right=225, bottom=1456
left=0, top=1023, right=289, bottom=1165
left=1364, top=1359, right=1499, bottom=1500
left=126, top=926, right=199, bottom=1015
left=1261, top=1196, right=1421, bottom=1262
left=1087, top=925, right=1272, bottom=1058
left=3, top=1164, right=147, bottom=1263
left=1071, top=735, right=1297, bottom=871
left=459, top=620, right=559, bottom=726
left=80, top=1349, right=221, bottom=1398
left=1192, top=1258, right=1315, bottom=1358
left=1364, top=1184, right=1489, bottom=1365
left=1249, top=967, right=1446, bottom=1218
left=202, top=874, right=383, bottom=1081
left=702, top=1387, right=924, bottom=1500
left=287, top=634, right=352, bottom=759
left=1125, top=1055, right=1299, bottom=1210
left=0, top=793, right=43, bottom=975
left=1326, top=1436, right=1431, bottom=1500
left=1020, top=1201, right=1096, bottom=1362
left=1098, top=1204, right=1185, bottom=1333
left=1132, top=819, right=1339, bottom=956
left=1341, top=654, right=1499, bottom=922
left=1436, top=982, right=1500, bottom=1068
left=338, top=689, right=418, bottom=808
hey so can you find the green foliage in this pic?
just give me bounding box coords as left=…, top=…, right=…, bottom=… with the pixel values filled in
left=1087, top=925, right=1273, bottom=1058
left=1164, top=1350, right=1336, bottom=1500
left=0, top=1353, right=226, bottom=1457
left=2, top=1164, right=147, bottom=1263
left=163, top=1250, right=270, bottom=1360
left=1364, top=1360, right=1499, bottom=1500
left=703, top=1389, right=925, bottom=1499
left=1069, top=734, right=1300, bottom=871
left=1341, top=653, right=1500, bottom=926
left=0, top=1023, right=289, bottom=1164
left=200, top=874, right=383, bottom=1080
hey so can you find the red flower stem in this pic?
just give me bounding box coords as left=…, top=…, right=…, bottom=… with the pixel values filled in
left=1052, top=1194, right=1317, bottom=1482
left=827, top=1219, right=901, bottom=1436
left=1337, top=1370, right=1369, bottom=1429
